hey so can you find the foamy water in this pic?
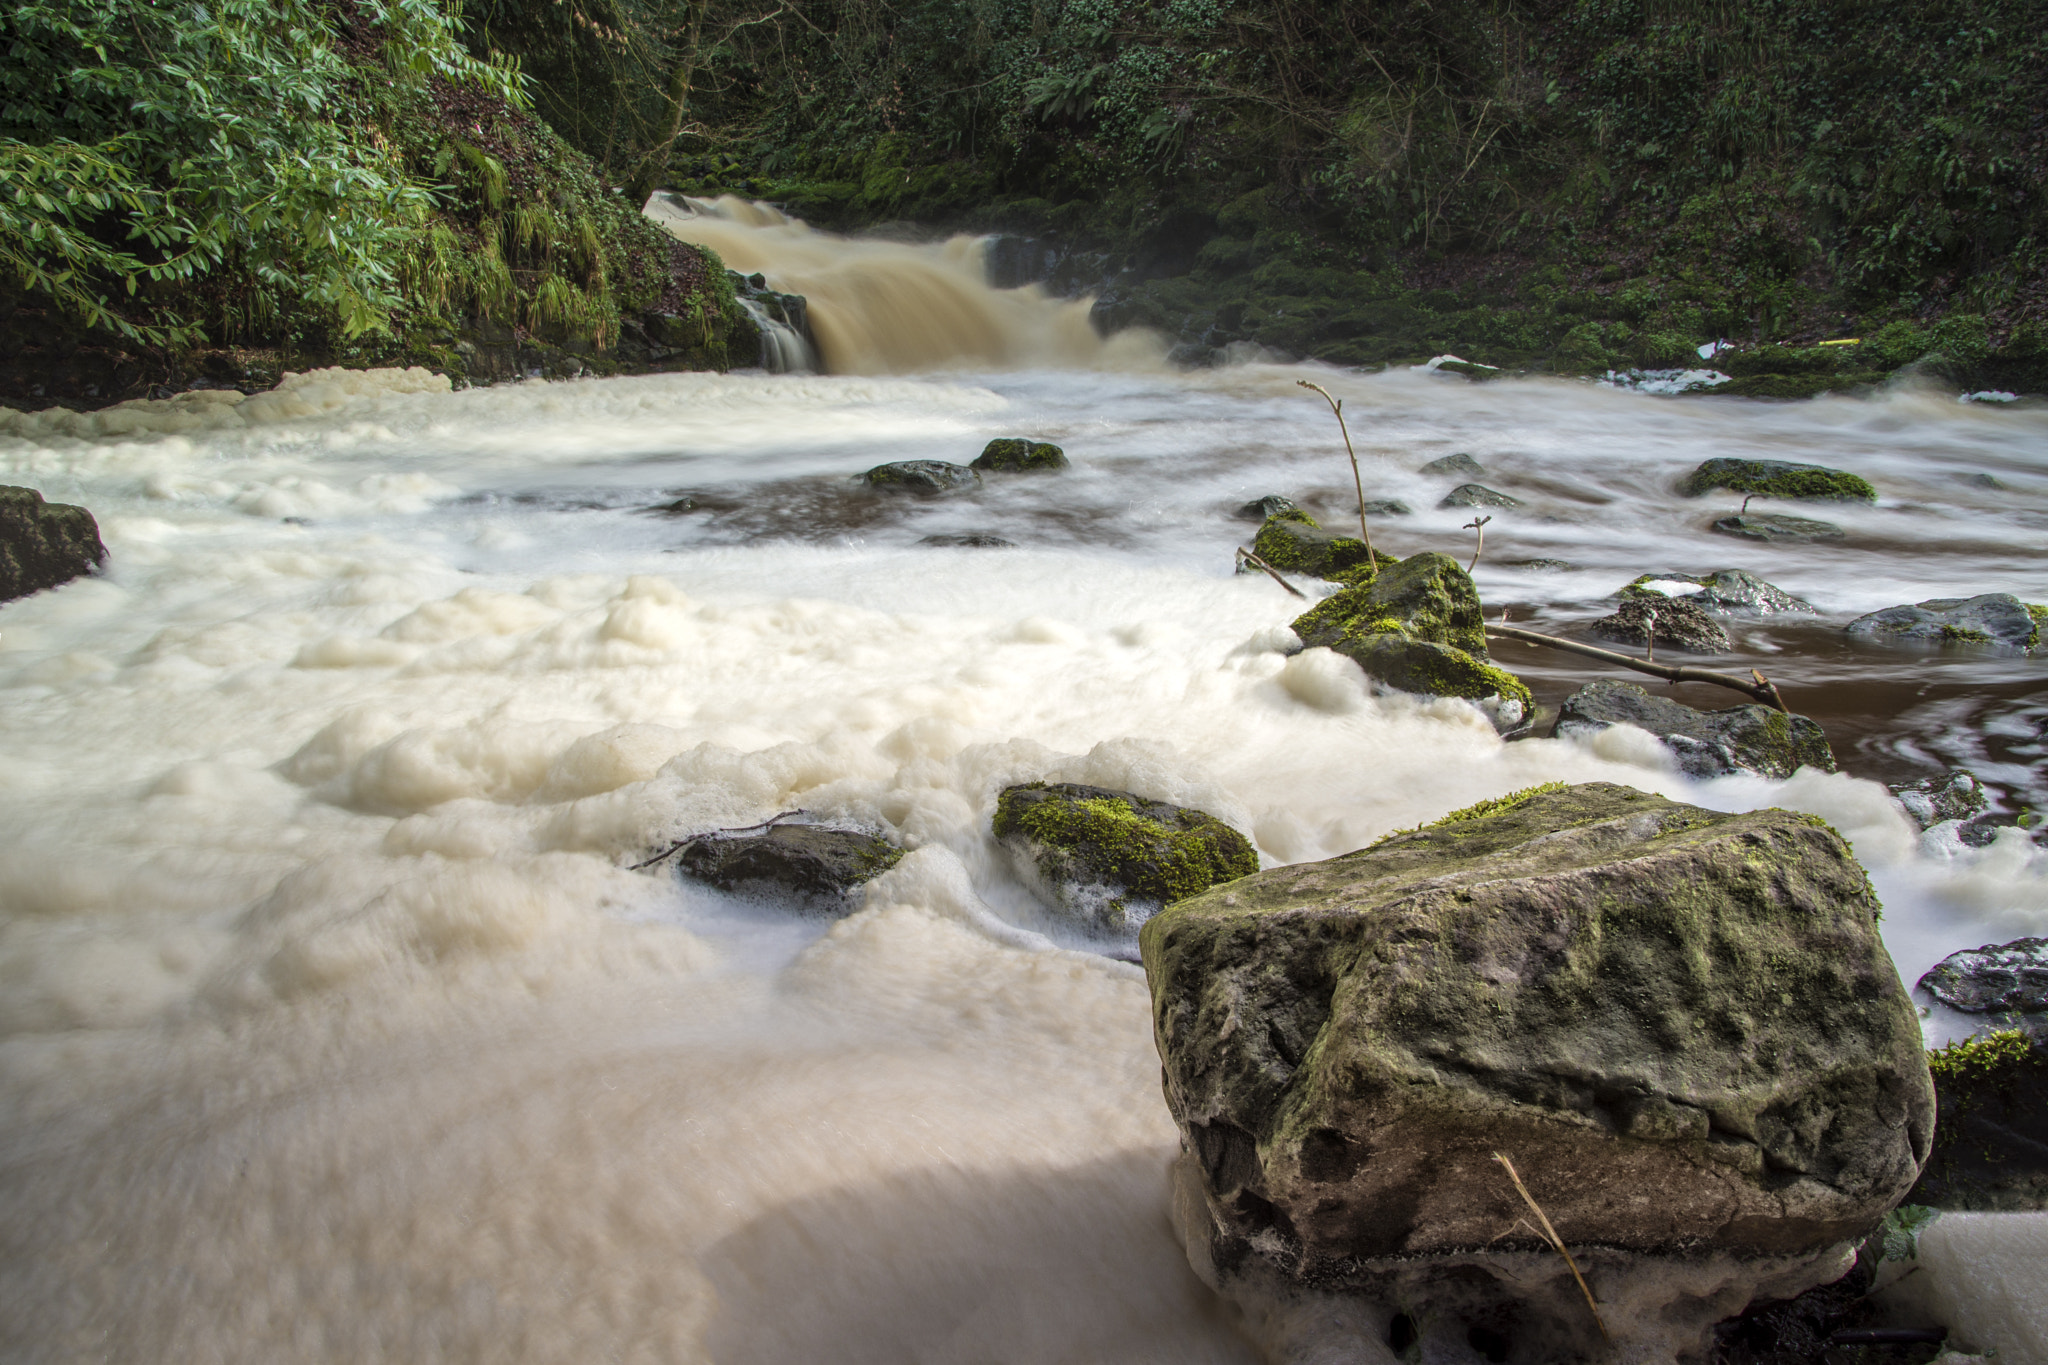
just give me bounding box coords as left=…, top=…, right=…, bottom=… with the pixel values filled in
left=2, top=273, right=2046, bottom=1360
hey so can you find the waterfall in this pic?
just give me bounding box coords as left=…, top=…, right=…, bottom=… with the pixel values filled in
left=734, top=295, right=817, bottom=374
left=644, top=193, right=1164, bottom=375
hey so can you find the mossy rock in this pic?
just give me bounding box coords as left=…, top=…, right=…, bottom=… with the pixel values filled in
left=1437, top=483, right=1521, bottom=510
left=1417, top=452, right=1485, bottom=479
left=1845, top=593, right=2040, bottom=652
left=1140, top=782, right=1933, bottom=1263
left=1710, top=512, right=1847, bottom=543
left=1587, top=596, right=1731, bottom=654
left=1711, top=371, right=1886, bottom=400
left=992, top=782, right=1257, bottom=935
left=674, top=822, right=904, bottom=914
left=1552, top=678, right=1835, bottom=779
left=0, top=485, right=106, bottom=603
left=1251, top=509, right=1377, bottom=579
left=1235, top=494, right=1297, bottom=522
left=861, top=460, right=981, bottom=493
left=971, top=438, right=1069, bottom=472
left=1906, top=1030, right=2048, bottom=1210
left=1679, top=458, right=1876, bottom=503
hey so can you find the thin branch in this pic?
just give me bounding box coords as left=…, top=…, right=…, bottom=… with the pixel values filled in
left=1463, top=514, right=1491, bottom=573
left=1235, top=546, right=1310, bottom=598
left=1295, top=380, right=1374, bottom=560
left=630, top=808, right=804, bottom=870
left=1493, top=1153, right=1610, bottom=1343
left=1484, top=623, right=1789, bottom=711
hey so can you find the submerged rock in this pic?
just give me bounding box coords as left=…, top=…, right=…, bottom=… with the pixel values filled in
left=1417, top=452, right=1485, bottom=479
left=1890, top=770, right=1992, bottom=831
left=1552, top=678, right=1835, bottom=779
left=1235, top=494, right=1298, bottom=522
left=1623, top=568, right=1816, bottom=616
left=1907, top=1030, right=2048, bottom=1211
left=674, top=820, right=904, bottom=913
left=861, top=460, right=980, bottom=493
left=992, top=782, right=1257, bottom=935
left=1587, top=595, right=1732, bottom=653
left=971, top=438, right=1068, bottom=472
left=1, top=485, right=106, bottom=603
left=1437, top=482, right=1521, bottom=509
left=918, top=532, right=1017, bottom=548
left=1143, top=782, right=1932, bottom=1361
left=1249, top=508, right=1376, bottom=579
left=1680, top=457, right=1877, bottom=503
left=1846, top=593, right=2042, bottom=651
left=1711, top=512, right=1846, bottom=543
left=1359, top=498, right=1412, bottom=516
left=1290, top=551, right=1529, bottom=722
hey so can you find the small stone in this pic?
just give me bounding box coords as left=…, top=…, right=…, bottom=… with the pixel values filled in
left=918, top=532, right=1017, bottom=548
left=1919, top=938, right=2048, bottom=1017
left=1234, top=494, right=1298, bottom=521
left=1437, top=483, right=1520, bottom=509
left=1846, top=593, right=2040, bottom=651
left=1, top=485, right=106, bottom=604
left=1711, top=512, right=1846, bottom=543
left=1680, top=457, right=1876, bottom=502
left=971, top=438, right=1068, bottom=472
left=1359, top=498, right=1412, bottom=516
left=1552, top=678, right=1835, bottom=779
left=1890, top=770, right=1991, bottom=831
left=1250, top=509, right=1375, bottom=579
left=861, top=460, right=980, bottom=493
left=1587, top=596, right=1731, bottom=653
left=1502, top=557, right=1578, bottom=572
left=1624, top=568, right=1816, bottom=615
left=674, top=821, right=904, bottom=913
left=1417, top=452, right=1485, bottom=478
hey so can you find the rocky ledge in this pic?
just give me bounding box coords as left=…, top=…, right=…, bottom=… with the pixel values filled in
left=1, top=485, right=106, bottom=603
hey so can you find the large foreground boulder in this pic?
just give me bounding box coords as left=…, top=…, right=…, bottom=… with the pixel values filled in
left=1290, top=551, right=1530, bottom=724
left=1846, top=593, right=2042, bottom=652
left=1552, top=678, right=1835, bottom=779
left=1, top=485, right=106, bottom=603
left=1142, top=782, right=1933, bottom=1362
left=993, top=782, right=1256, bottom=936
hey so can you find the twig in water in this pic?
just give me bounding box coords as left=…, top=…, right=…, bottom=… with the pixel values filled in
left=630, top=809, right=805, bottom=870
left=1463, top=514, right=1492, bottom=573
left=1484, top=622, right=1790, bottom=711
left=1493, top=1153, right=1609, bottom=1343
left=1295, top=379, right=1374, bottom=560
left=1643, top=606, right=1657, bottom=664
left=1740, top=493, right=1756, bottom=514
left=1235, top=546, right=1309, bottom=599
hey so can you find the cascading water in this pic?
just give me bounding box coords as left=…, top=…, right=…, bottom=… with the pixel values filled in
left=0, top=203, right=2044, bottom=1364
left=734, top=295, right=817, bottom=374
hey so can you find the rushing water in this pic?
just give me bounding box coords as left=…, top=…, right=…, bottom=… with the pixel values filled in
left=1, top=210, right=2045, bottom=1363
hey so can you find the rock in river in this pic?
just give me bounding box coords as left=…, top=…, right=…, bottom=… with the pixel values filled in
left=971, top=438, right=1068, bottom=472
left=1623, top=568, right=1815, bottom=616
left=1710, top=512, right=1847, bottom=544
left=1, top=485, right=107, bottom=603
left=1680, top=457, right=1876, bottom=502
left=1587, top=595, right=1731, bottom=653
left=1437, top=482, right=1521, bottom=510
left=1907, top=1029, right=2048, bottom=1211
left=1142, top=782, right=1933, bottom=1362
left=1919, top=937, right=2048, bottom=1022
left=861, top=460, right=980, bottom=493
left=1250, top=508, right=1376, bottom=580
left=1235, top=494, right=1298, bottom=522
left=1552, top=678, right=1835, bottom=779
left=993, top=782, right=1256, bottom=935
left=1846, top=593, right=2042, bottom=652
left=1417, top=452, right=1485, bottom=479
left=1889, top=770, right=1991, bottom=832
left=674, top=820, right=904, bottom=913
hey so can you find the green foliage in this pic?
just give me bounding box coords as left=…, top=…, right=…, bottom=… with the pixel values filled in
left=1877, top=1204, right=1938, bottom=1263
left=1431, top=782, right=1570, bottom=828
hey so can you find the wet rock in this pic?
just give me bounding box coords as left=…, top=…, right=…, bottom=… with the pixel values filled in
left=1624, top=568, right=1816, bottom=615
left=674, top=820, right=905, bottom=913
left=1359, top=498, right=1412, bottom=516
left=1552, top=678, right=1836, bottom=779
left=861, top=460, right=980, bottom=493
left=918, top=532, right=1017, bottom=548
left=1418, top=452, right=1485, bottom=479
left=1890, top=771, right=1991, bottom=831
left=1143, top=782, right=1933, bottom=1361
left=992, top=782, right=1257, bottom=935
left=1, top=485, right=106, bottom=604
left=1711, top=512, right=1847, bottom=543
left=1502, top=557, right=1578, bottom=572
left=1291, top=551, right=1528, bottom=725
left=1846, top=594, right=2041, bottom=652
left=1235, top=494, right=1297, bottom=522
left=1919, top=938, right=2048, bottom=1019
left=971, top=438, right=1068, bottom=472
left=1906, top=1029, right=2048, bottom=1210
left=1587, top=595, right=1732, bottom=653
left=1249, top=509, right=1375, bottom=580
left=1437, top=482, right=1521, bottom=510
left=1680, top=457, right=1877, bottom=503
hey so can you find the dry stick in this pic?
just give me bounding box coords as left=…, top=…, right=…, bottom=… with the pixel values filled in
left=1235, top=546, right=1309, bottom=599
left=1643, top=605, right=1657, bottom=664
left=629, top=809, right=805, bottom=870
left=1463, top=514, right=1491, bottom=573
left=1484, top=622, right=1789, bottom=711
left=1493, top=1153, right=1610, bottom=1343
left=1295, top=379, right=1374, bottom=560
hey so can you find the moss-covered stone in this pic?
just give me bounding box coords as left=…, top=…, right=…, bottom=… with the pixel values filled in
left=1250, top=509, right=1376, bottom=579
left=993, top=781, right=1257, bottom=935
left=0, top=485, right=106, bottom=603
left=1710, top=512, right=1847, bottom=543
left=1587, top=595, right=1731, bottom=653
left=861, top=460, right=981, bottom=493
left=1289, top=552, right=1529, bottom=708
left=1906, top=1030, right=2048, bottom=1210
left=971, top=438, right=1069, bottom=472
left=1679, top=458, right=1876, bottom=503
left=1551, top=678, right=1834, bottom=779
left=1140, top=781, right=1933, bottom=1267
left=1846, top=593, right=2040, bottom=651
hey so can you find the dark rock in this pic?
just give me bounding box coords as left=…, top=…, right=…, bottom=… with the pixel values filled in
left=1235, top=494, right=1298, bottom=522
left=1249, top=509, right=1375, bottom=579
left=1290, top=551, right=1529, bottom=722
left=1846, top=594, right=2041, bottom=651
left=971, top=438, right=1069, bottom=472
left=1143, top=782, right=1933, bottom=1357
left=918, top=532, right=1017, bottom=548
left=1890, top=771, right=1991, bottom=831
left=1906, top=1030, right=2048, bottom=1211
left=993, top=782, right=1257, bottom=935
left=1680, top=457, right=1877, bottom=503
left=1711, top=512, right=1847, bottom=543
left=1962, top=472, right=2005, bottom=490
left=1437, top=483, right=1521, bottom=510
left=1, top=485, right=107, bottom=603
left=1919, top=938, right=2048, bottom=1018
left=860, top=460, right=981, bottom=494
left=1418, top=452, right=1485, bottom=479
left=1623, top=569, right=1816, bottom=616
left=1552, top=678, right=1836, bottom=779
left=1502, top=557, right=1578, bottom=572
left=1588, top=596, right=1732, bottom=653
left=674, top=820, right=904, bottom=913
left=1359, top=498, right=1412, bottom=516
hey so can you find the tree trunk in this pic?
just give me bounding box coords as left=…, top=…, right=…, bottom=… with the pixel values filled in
left=626, top=0, right=707, bottom=207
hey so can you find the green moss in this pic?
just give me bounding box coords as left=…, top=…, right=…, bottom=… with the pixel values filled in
left=1928, top=1029, right=2038, bottom=1083
left=1940, top=624, right=1995, bottom=643
left=1431, top=781, right=1570, bottom=828
left=1679, top=458, right=1877, bottom=502
left=1252, top=512, right=1375, bottom=578
left=993, top=783, right=1258, bottom=906
left=971, top=438, right=1069, bottom=472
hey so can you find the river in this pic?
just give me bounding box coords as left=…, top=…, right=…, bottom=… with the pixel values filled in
left=0, top=204, right=2043, bottom=1363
